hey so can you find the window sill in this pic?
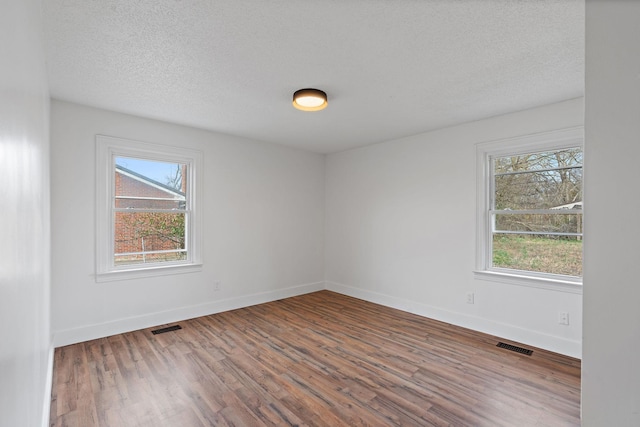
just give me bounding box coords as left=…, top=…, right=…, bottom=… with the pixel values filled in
left=473, top=270, right=582, bottom=294
left=96, top=262, right=202, bottom=283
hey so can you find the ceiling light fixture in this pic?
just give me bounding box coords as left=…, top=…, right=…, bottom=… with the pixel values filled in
left=292, top=88, right=328, bottom=111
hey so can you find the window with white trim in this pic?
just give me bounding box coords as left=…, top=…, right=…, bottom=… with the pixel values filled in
left=96, top=135, right=202, bottom=281
left=476, top=127, right=583, bottom=288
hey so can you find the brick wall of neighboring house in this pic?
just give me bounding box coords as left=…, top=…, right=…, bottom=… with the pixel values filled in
left=114, top=170, right=185, bottom=258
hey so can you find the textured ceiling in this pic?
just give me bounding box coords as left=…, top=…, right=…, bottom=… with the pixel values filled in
left=43, top=0, right=584, bottom=153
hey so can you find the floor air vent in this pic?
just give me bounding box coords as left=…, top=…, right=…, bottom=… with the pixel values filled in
left=496, top=342, right=533, bottom=356
left=151, top=325, right=182, bottom=335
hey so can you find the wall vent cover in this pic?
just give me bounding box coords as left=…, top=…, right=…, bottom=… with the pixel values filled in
left=151, top=325, right=182, bottom=335
left=496, top=342, right=533, bottom=356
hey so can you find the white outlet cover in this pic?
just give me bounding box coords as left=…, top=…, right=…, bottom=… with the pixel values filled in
left=466, top=292, right=474, bottom=304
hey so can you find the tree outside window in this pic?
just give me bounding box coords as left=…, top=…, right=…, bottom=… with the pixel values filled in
left=490, top=147, right=583, bottom=277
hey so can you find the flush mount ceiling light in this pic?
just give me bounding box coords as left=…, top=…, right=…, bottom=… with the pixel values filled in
left=292, top=88, right=328, bottom=111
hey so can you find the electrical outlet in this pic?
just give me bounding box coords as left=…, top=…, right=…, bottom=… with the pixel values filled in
left=213, top=281, right=221, bottom=291
left=558, top=311, right=569, bottom=325
left=466, top=292, right=475, bottom=304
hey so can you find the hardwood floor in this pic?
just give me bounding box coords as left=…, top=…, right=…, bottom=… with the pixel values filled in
left=49, top=291, right=581, bottom=426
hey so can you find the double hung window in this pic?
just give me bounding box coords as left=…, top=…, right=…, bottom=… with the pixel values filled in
left=96, top=135, right=202, bottom=281
left=476, top=127, right=583, bottom=288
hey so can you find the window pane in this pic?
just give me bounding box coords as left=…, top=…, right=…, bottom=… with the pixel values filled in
left=495, top=213, right=582, bottom=234
left=113, top=156, right=188, bottom=267
left=114, top=212, right=186, bottom=265
left=115, top=157, right=186, bottom=198
left=492, top=234, right=582, bottom=277
left=494, top=148, right=582, bottom=174
left=494, top=168, right=582, bottom=210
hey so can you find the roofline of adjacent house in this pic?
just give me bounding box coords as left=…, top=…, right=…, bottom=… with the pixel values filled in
left=115, top=164, right=185, bottom=198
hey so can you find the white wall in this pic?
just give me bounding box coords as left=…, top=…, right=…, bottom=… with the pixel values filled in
left=50, top=100, right=325, bottom=346
left=582, top=1, right=640, bottom=425
left=326, top=98, right=584, bottom=358
left=0, top=1, right=52, bottom=426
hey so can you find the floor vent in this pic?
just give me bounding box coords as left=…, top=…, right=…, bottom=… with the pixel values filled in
left=151, top=325, right=182, bottom=335
left=496, top=342, right=533, bottom=356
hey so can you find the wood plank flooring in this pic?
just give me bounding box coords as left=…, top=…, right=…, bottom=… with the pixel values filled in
left=49, top=291, right=581, bottom=426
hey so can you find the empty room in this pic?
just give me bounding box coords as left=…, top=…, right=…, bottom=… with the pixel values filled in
left=2, top=0, right=639, bottom=426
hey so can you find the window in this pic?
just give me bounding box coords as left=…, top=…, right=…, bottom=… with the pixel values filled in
left=96, top=135, right=202, bottom=281
left=475, top=127, right=583, bottom=290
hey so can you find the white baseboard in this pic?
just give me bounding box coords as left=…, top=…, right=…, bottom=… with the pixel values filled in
left=53, top=281, right=324, bottom=347
left=42, top=343, right=54, bottom=427
left=52, top=280, right=581, bottom=358
left=326, top=281, right=581, bottom=359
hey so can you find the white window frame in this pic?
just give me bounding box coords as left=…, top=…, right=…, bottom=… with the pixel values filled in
left=96, top=135, right=203, bottom=282
left=474, top=127, right=583, bottom=293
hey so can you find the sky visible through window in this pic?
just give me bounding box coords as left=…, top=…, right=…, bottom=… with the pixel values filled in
left=115, top=157, right=181, bottom=187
